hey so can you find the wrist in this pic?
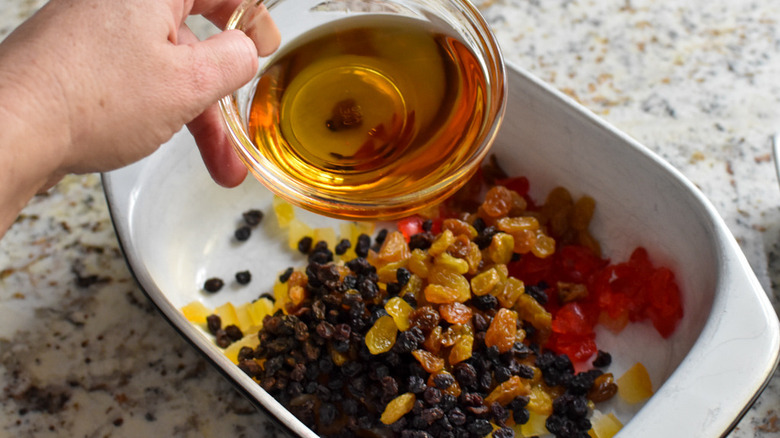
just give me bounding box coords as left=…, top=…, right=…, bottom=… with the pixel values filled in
left=0, top=54, right=71, bottom=233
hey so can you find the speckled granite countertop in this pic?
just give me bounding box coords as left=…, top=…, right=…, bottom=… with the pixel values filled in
left=1, top=0, right=778, bottom=437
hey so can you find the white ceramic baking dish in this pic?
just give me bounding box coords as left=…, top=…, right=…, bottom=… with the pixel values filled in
left=103, top=63, right=780, bottom=437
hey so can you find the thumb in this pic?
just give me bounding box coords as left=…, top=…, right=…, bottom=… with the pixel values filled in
left=182, top=29, right=258, bottom=107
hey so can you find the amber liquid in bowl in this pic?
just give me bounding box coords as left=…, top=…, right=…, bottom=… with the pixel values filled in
left=246, top=14, right=490, bottom=215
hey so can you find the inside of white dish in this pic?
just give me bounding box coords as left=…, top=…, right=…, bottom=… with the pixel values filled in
left=105, top=66, right=777, bottom=437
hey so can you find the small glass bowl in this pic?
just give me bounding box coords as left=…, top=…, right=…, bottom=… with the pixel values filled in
left=220, top=0, right=506, bottom=220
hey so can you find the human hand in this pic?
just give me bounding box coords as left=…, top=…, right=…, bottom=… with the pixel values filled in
left=0, top=0, right=279, bottom=189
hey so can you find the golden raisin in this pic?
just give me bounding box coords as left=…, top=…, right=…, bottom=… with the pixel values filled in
left=378, top=231, right=411, bottom=263
left=385, top=296, right=414, bottom=331
left=401, top=274, right=423, bottom=300
left=429, top=230, right=456, bottom=256
left=412, top=349, right=445, bottom=373
left=366, top=315, right=397, bottom=355
left=514, top=293, right=552, bottom=332
left=464, top=241, right=482, bottom=275
left=488, top=233, right=515, bottom=264
left=380, top=393, right=416, bottom=424
left=482, top=186, right=514, bottom=218
left=439, top=302, right=473, bottom=324
left=377, top=260, right=407, bottom=284
left=288, top=270, right=308, bottom=288
left=471, top=267, right=501, bottom=296
left=531, top=232, right=556, bottom=258
left=448, top=333, right=474, bottom=364
left=493, top=277, right=525, bottom=308
left=428, top=266, right=470, bottom=302
left=484, top=376, right=529, bottom=405
left=424, top=284, right=461, bottom=304
left=571, top=195, right=596, bottom=231
left=526, top=384, right=553, bottom=415
left=496, top=216, right=539, bottom=234
left=485, top=308, right=519, bottom=353
left=289, top=285, right=306, bottom=306
left=447, top=234, right=472, bottom=259
left=442, top=218, right=478, bottom=239
left=509, top=190, right=528, bottom=216
left=423, top=325, right=443, bottom=354
left=408, top=249, right=432, bottom=278
left=434, top=252, right=469, bottom=275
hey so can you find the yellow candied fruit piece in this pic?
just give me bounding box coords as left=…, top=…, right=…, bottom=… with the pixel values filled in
left=313, top=227, right=338, bottom=250
left=288, top=219, right=313, bottom=251
left=181, top=301, right=211, bottom=324
left=516, top=410, right=550, bottom=437
left=337, top=223, right=358, bottom=261
left=377, top=260, right=408, bottom=284
left=488, top=233, right=515, bottom=264
left=272, top=279, right=289, bottom=313
left=366, top=315, right=398, bottom=355
left=531, top=232, right=556, bottom=258
left=248, top=297, right=274, bottom=327
left=215, top=302, right=239, bottom=328
left=485, top=375, right=529, bottom=406
left=234, top=302, right=254, bottom=333
left=471, top=267, right=500, bottom=296
left=408, top=248, right=432, bottom=279
left=514, top=293, right=552, bottom=332
left=429, top=229, right=455, bottom=256
left=434, top=252, right=469, bottom=275
left=496, top=216, right=539, bottom=234
left=588, top=411, right=623, bottom=438
left=493, top=277, right=525, bottom=309
left=223, top=333, right=259, bottom=363
left=412, top=349, right=445, bottom=373
left=617, top=362, right=654, bottom=404
left=385, top=296, right=414, bottom=331
left=448, top=333, right=473, bottom=365
left=272, top=196, right=295, bottom=228
left=527, top=385, right=554, bottom=415
left=380, top=393, right=416, bottom=425
left=378, top=231, right=411, bottom=264
left=355, top=221, right=375, bottom=238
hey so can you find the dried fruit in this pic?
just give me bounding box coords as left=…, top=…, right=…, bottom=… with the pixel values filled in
left=485, top=376, right=529, bottom=405
left=439, top=302, right=472, bottom=324
left=366, top=315, right=398, bottom=355
left=385, top=296, right=414, bottom=331
left=412, top=349, right=445, bottom=373
left=485, top=308, right=519, bottom=353
left=380, top=393, right=416, bottom=425
left=617, top=362, right=653, bottom=404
